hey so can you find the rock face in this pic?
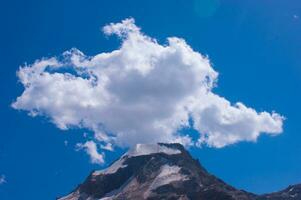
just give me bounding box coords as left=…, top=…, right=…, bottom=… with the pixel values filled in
left=258, top=184, right=301, bottom=200
left=58, top=143, right=301, bottom=200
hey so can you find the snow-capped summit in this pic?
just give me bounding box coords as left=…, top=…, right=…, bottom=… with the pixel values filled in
left=126, top=143, right=182, bottom=157
left=92, top=143, right=182, bottom=176
left=58, top=143, right=301, bottom=200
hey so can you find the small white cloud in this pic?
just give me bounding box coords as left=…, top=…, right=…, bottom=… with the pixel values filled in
left=12, top=18, right=284, bottom=162
left=100, top=143, right=114, bottom=151
left=0, top=175, right=6, bottom=185
left=103, top=18, right=140, bottom=37
left=76, top=141, right=104, bottom=165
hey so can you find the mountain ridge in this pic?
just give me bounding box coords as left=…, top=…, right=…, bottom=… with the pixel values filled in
left=58, top=143, right=301, bottom=200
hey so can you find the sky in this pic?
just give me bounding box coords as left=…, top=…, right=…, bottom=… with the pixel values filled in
left=0, top=0, right=301, bottom=199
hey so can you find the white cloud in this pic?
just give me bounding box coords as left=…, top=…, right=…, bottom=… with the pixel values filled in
left=100, top=143, right=114, bottom=151
left=0, top=175, right=6, bottom=185
left=76, top=141, right=105, bottom=164
left=192, top=94, right=284, bottom=147
left=12, top=18, right=284, bottom=160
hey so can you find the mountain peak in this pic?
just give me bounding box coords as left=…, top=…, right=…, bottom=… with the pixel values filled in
left=126, top=143, right=183, bottom=157
left=92, top=143, right=184, bottom=177
left=58, top=143, right=301, bottom=200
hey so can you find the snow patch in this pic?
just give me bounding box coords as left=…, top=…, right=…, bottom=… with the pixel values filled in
left=93, top=156, right=127, bottom=176
left=151, top=165, right=188, bottom=189
left=145, top=164, right=188, bottom=198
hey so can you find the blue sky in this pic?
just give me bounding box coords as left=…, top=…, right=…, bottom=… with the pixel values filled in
left=1, top=0, right=301, bottom=199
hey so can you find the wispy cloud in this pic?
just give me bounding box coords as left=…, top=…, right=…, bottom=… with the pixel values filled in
left=0, top=175, right=6, bottom=185
left=76, top=141, right=105, bottom=164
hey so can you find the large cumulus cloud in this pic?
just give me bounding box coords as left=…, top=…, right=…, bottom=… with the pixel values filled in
left=12, top=18, right=284, bottom=162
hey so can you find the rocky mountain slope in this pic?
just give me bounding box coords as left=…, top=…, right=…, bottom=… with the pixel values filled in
left=258, top=184, right=301, bottom=200
left=58, top=143, right=301, bottom=200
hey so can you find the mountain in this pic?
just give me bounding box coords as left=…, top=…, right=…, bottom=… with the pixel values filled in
left=58, top=143, right=301, bottom=200
left=258, top=184, right=301, bottom=200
